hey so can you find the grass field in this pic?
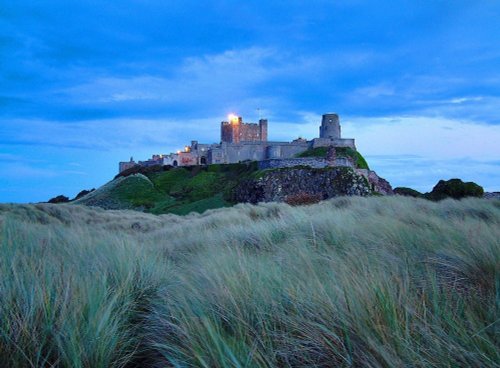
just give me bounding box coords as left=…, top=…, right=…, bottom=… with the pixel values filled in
left=0, top=197, right=498, bottom=367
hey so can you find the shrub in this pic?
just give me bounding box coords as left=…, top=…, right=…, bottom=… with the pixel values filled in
left=426, top=178, right=484, bottom=201
left=394, top=187, right=423, bottom=198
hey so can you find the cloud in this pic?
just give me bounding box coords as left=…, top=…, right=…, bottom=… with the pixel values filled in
left=265, top=112, right=500, bottom=191
left=350, top=84, right=396, bottom=99
left=415, top=96, right=500, bottom=124
left=58, top=48, right=317, bottom=110
left=448, top=96, right=483, bottom=104
left=0, top=117, right=224, bottom=151
left=344, top=115, right=500, bottom=191
left=365, top=155, right=500, bottom=193
left=1, top=163, right=59, bottom=179
left=343, top=115, right=500, bottom=159
left=2, top=112, right=499, bottom=193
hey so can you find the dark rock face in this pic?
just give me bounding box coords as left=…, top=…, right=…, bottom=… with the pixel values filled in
left=73, top=189, right=95, bottom=201
left=233, top=167, right=372, bottom=204
left=48, top=195, right=70, bottom=204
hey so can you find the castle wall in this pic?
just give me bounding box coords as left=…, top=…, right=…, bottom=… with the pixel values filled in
left=220, top=117, right=267, bottom=143
left=178, top=152, right=198, bottom=166
left=259, top=119, right=268, bottom=141
left=119, top=161, right=136, bottom=173
left=221, top=122, right=237, bottom=143
left=312, top=138, right=355, bottom=149
left=208, top=147, right=226, bottom=164
left=258, top=157, right=354, bottom=170
left=119, top=113, right=358, bottom=173
left=259, top=158, right=330, bottom=170
left=275, top=142, right=310, bottom=158
left=239, top=123, right=261, bottom=142
left=224, top=143, right=267, bottom=163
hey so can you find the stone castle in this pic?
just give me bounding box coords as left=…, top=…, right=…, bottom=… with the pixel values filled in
left=119, top=113, right=357, bottom=173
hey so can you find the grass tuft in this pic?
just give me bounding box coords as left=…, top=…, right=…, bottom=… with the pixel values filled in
left=0, top=196, right=498, bottom=367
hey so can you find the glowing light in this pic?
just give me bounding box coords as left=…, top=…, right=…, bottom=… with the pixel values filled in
left=228, top=113, right=239, bottom=123
left=176, top=150, right=181, bottom=154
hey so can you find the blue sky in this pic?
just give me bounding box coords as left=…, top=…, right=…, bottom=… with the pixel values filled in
left=1, top=1, right=499, bottom=202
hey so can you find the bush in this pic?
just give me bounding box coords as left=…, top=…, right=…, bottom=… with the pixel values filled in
left=72, top=188, right=95, bottom=201
left=47, top=195, right=70, bottom=203
left=426, top=178, right=484, bottom=201
left=394, top=187, right=423, bottom=198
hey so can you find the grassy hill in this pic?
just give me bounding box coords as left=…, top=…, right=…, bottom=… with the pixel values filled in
left=74, top=161, right=377, bottom=215
left=75, top=163, right=259, bottom=215
left=0, top=197, right=498, bottom=367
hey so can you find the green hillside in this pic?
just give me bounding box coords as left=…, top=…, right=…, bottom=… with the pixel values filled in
left=297, top=146, right=370, bottom=169
left=75, top=163, right=259, bottom=215
left=0, top=197, right=498, bottom=367
left=76, top=162, right=376, bottom=215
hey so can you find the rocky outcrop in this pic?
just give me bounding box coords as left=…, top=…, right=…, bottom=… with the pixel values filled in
left=48, top=195, right=70, bottom=204
left=358, top=169, right=394, bottom=195
left=233, top=167, right=385, bottom=204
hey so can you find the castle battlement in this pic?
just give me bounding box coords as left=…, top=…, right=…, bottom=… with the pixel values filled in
left=119, top=113, right=355, bottom=172
left=220, top=114, right=268, bottom=143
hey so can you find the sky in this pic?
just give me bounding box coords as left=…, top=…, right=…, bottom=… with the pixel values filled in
left=1, top=0, right=499, bottom=203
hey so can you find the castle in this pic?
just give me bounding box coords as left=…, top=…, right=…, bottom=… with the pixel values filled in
left=119, top=113, right=356, bottom=173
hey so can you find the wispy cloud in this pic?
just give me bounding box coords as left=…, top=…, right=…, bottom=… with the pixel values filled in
left=0, top=117, right=224, bottom=151
left=57, top=48, right=318, bottom=110
left=268, top=112, right=500, bottom=191
left=2, top=163, right=59, bottom=179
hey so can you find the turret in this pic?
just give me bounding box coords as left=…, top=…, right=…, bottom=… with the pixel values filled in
left=319, top=113, right=341, bottom=139
left=259, top=119, right=268, bottom=141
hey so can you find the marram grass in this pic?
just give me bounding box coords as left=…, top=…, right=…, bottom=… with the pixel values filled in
left=0, top=196, right=498, bottom=367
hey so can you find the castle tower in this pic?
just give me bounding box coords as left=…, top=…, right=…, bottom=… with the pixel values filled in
left=221, top=115, right=265, bottom=143
left=259, top=119, right=268, bottom=141
left=319, top=113, right=341, bottom=139
left=221, top=115, right=242, bottom=143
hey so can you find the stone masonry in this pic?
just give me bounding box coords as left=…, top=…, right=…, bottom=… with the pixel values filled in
left=119, top=113, right=357, bottom=172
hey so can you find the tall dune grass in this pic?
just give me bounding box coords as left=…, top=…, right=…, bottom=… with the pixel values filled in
left=0, top=197, right=498, bottom=367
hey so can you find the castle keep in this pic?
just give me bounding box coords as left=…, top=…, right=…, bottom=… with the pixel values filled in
left=221, top=114, right=268, bottom=143
left=119, top=113, right=356, bottom=172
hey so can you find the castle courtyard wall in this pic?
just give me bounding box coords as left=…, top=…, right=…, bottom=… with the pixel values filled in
left=312, top=138, right=355, bottom=149
left=258, top=157, right=354, bottom=170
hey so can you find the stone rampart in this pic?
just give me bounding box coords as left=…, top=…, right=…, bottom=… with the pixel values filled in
left=259, top=158, right=329, bottom=170
left=258, top=157, right=354, bottom=170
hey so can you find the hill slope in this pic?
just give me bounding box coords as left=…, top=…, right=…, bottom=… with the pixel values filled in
left=0, top=197, right=498, bottom=367
left=75, top=162, right=387, bottom=214
left=75, top=163, right=258, bottom=214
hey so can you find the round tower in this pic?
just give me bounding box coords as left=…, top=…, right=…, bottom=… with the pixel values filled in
left=319, top=113, right=341, bottom=139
